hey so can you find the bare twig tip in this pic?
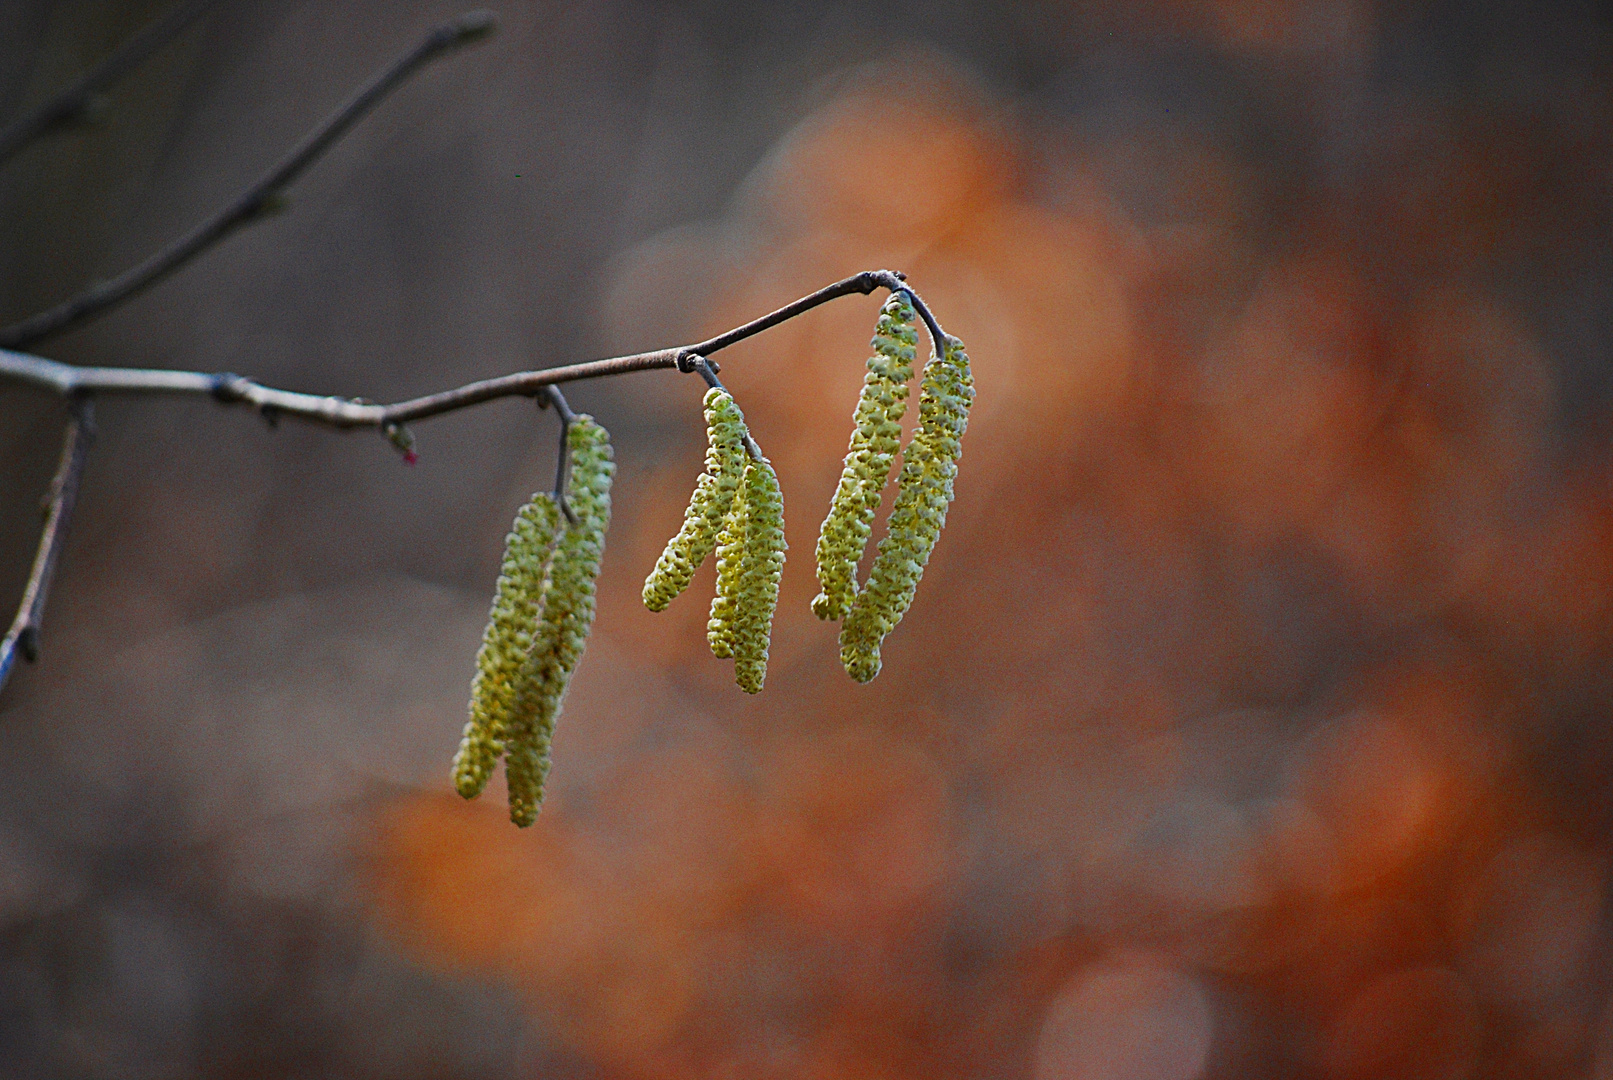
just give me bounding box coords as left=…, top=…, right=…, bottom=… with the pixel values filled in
left=446, top=10, right=499, bottom=43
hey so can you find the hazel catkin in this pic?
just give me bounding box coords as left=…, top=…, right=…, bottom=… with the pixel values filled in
left=706, top=462, right=746, bottom=660
left=643, top=388, right=747, bottom=612
left=454, top=416, right=613, bottom=826
left=730, top=455, right=785, bottom=694
left=454, top=492, right=563, bottom=799
left=812, top=293, right=917, bottom=621
left=839, top=334, right=973, bottom=683
left=503, top=415, right=613, bottom=826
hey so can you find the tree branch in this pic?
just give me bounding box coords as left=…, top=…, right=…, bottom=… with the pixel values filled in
left=0, top=269, right=949, bottom=433
left=0, top=397, right=94, bottom=696
left=0, top=269, right=952, bottom=699
left=0, top=9, right=497, bottom=350
left=0, top=0, right=223, bottom=167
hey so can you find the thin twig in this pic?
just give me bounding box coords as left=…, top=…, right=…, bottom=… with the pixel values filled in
left=691, top=355, right=763, bottom=459
left=543, top=385, right=578, bottom=524
left=382, top=269, right=895, bottom=422
left=684, top=270, right=889, bottom=358
left=0, top=0, right=223, bottom=167
left=0, top=397, right=94, bottom=695
left=0, top=269, right=940, bottom=435
left=870, top=271, right=950, bottom=363
left=541, top=383, right=578, bottom=425
left=0, top=9, right=497, bottom=350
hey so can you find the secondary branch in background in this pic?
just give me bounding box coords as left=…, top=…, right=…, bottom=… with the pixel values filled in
left=0, top=0, right=223, bottom=166
left=0, top=397, right=94, bottom=694
left=0, top=9, right=497, bottom=350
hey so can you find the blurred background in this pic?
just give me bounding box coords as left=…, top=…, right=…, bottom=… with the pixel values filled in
left=2, top=0, right=1612, bottom=1076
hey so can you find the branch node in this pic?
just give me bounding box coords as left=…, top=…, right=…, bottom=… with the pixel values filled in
left=260, top=405, right=280, bottom=429
left=17, top=628, right=38, bottom=665
left=210, top=372, right=248, bottom=403
left=384, top=421, right=418, bottom=465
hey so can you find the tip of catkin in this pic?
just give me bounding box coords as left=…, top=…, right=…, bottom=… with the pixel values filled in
left=735, top=657, right=767, bottom=694
left=842, top=645, right=881, bottom=684
left=509, top=803, right=538, bottom=828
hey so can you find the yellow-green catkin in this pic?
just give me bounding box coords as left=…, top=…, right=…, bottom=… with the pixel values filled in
left=840, top=334, right=973, bottom=683
left=706, top=471, right=746, bottom=660
left=812, top=293, right=917, bottom=621
left=731, top=456, right=785, bottom=693
left=454, top=493, right=564, bottom=799
left=501, top=416, right=614, bottom=826
left=643, top=389, right=747, bottom=612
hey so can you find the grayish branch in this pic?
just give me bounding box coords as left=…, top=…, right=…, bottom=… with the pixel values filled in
left=0, top=397, right=94, bottom=695
left=0, top=9, right=497, bottom=350
left=0, top=269, right=943, bottom=432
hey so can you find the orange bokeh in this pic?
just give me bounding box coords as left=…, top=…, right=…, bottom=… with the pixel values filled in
left=365, top=44, right=1613, bottom=1080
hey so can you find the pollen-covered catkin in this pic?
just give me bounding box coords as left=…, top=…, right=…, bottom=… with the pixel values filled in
left=502, top=416, right=614, bottom=826
left=454, top=493, right=563, bottom=799
left=812, top=293, right=917, bottom=621
left=706, top=474, right=746, bottom=660
left=731, top=456, right=785, bottom=694
left=840, top=334, right=973, bottom=683
left=643, top=389, right=747, bottom=612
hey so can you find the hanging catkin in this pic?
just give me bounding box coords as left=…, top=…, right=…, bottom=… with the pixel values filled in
left=812, top=293, right=917, bottom=621
left=453, top=493, right=564, bottom=799
left=643, top=388, right=747, bottom=611
left=706, top=488, right=744, bottom=659
left=839, top=334, right=973, bottom=683
left=453, top=416, right=613, bottom=826
left=731, top=456, right=785, bottom=693
left=503, top=415, right=613, bottom=825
